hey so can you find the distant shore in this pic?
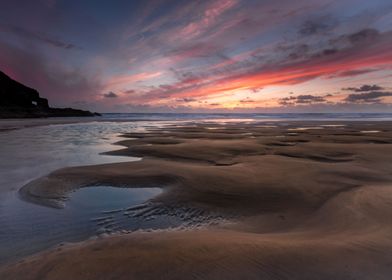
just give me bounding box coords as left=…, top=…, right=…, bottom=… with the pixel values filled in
left=0, top=116, right=102, bottom=132
left=1, top=120, right=392, bottom=279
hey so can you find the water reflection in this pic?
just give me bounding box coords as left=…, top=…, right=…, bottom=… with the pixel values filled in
left=0, top=122, right=144, bottom=194
left=0, top=186, right=179, bottom=264
left=0, top=121, right=182, bottom=264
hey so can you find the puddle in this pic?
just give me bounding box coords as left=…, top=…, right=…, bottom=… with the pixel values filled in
left=287, top=127, right=324, bottom=131
left=0, top=186, right=182, bottom=264
left=68, top=186, right=161, bottom=212
left=321, top=124, right=345, bottom=127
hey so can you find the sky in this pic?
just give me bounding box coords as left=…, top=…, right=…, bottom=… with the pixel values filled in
left=1, top=0, right=392, bottom=113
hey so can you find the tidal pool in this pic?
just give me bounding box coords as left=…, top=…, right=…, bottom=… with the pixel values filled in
left=0, top=186, right=182, bottom=264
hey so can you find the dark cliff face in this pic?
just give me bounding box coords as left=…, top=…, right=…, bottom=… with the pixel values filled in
left=0, top=71, right=100, bottom=118
left=0, top=71, right=49, bottom=109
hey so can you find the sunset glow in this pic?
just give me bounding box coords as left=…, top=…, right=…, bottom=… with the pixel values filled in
left=1, top=0, right=391, bottom=112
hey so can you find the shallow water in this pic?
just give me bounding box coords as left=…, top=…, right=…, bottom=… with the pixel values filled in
left=287, top=127, right=324, bottom=131
left=0, top=186, right=183, bottom=264
left=360, top=130, right=381, bottom=133
left=0, top=121, right=175, bottom=264
left=0, top=122, right=147, bottom=195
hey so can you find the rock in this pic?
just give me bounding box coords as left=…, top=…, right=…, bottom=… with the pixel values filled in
left=0, top=70, right=101, bottom=118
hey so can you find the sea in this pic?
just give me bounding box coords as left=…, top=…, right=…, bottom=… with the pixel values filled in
left=101, top=112, right=392, bottom=121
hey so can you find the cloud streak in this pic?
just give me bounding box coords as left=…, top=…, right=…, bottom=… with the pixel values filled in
left=0, top=24, right=79, bottom=50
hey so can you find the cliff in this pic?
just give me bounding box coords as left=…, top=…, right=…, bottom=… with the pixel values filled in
left=0, top=71, right=100, bottom=118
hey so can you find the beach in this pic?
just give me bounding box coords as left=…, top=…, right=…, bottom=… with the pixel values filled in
left=1, top=119, right=392, bottom=279
left=2, top=0, right=392, bottom=277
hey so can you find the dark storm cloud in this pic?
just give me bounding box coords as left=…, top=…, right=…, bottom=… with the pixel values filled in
left=298, top=16, right=337, bottom=36
left=103, top=91, right=118, bottom=98
left=284, top=44, right=310, bottom=60
left=348, top=28, right=380, bottom=44
left=330, top=28, right=381, bottom=49
left=291, top=28, right=383, bottom=62
left=328, top=69, right=377, bottom=78
left=344, top=91, right=392, bottom=103
left=282, top=28, right=384, bottom=65
left=169, top=68, right=203, bottom=85
left=296, top=95, right=326, bottom=103
left=343, top=84, right=384, bottom=92
left=279, top=95, right=327, bottom=105
left=176, top=97, right=197, bottom=102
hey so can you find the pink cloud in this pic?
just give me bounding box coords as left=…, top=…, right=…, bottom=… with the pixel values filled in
left=107, top=72, right=161, bottom=87
left=179, top=0, right=238, bottom=39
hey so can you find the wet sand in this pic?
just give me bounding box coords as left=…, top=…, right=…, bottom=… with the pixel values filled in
left=2, top=121, right=392, bottom=279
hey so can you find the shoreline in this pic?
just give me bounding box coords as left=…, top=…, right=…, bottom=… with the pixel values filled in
left=2, top=113, right=392, bottom=132
left=2, top=120, right=392, bottom=279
